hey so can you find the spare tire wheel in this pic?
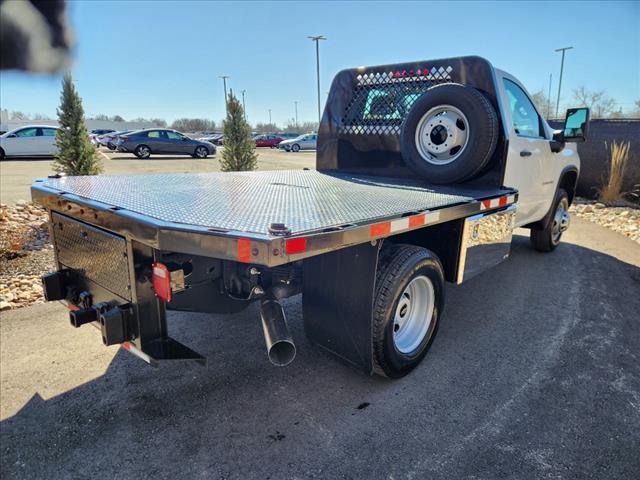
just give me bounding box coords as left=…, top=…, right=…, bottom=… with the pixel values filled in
left=400, top=83, right=498, bottom=184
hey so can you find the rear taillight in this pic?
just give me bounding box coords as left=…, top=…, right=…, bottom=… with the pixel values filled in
left=152, top=262, right=172, bottom=302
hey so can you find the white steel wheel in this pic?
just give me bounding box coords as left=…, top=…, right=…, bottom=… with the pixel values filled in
left=414, top=104, right=469, bottom=166
left=373, top=244, right=444, bottom=378
left=393, top=275, right=435, bottom=354
left=551, top=197, right=570, bottom=245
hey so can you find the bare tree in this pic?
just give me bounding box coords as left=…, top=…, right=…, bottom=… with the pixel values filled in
left=111, top=115, right=125, bottom=122
left=92, top=113, right=110, bottom=121
left=170, top=118, right=216, bottom=133
left=253, top=122, right=279, bottom=133
left=530, top=90, right=551, bottom=119
left=130, top=117, right=167, bottom=127
left=9, top=111, right=29, bottom=120
left=572, top=86, right=617, bottom=119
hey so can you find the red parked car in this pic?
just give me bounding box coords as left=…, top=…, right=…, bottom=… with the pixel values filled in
left=254, top=134, right=283, bottom=148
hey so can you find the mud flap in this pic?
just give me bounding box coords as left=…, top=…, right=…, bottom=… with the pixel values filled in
left=302, top=241, right=381, bottom=374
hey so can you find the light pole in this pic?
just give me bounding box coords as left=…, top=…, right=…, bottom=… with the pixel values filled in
left=219, top=75, right=230, bottom=115
left=308, top=35, right=326, bottom=123
left=294, top=101, right=298, bottom=128
left=554, top=47, right=573, bottom=119
left=241, top=90, right=246, bottom=121
left=268, top=109, right=272, bottom=126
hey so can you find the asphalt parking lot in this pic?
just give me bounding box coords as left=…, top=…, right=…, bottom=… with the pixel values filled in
left=1, top=219, right=639, bottom=479
left=0, top=147, right=315, bottom=205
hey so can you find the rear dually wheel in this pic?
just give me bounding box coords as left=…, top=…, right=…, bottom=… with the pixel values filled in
left=373, top=244, right=445, bottom=378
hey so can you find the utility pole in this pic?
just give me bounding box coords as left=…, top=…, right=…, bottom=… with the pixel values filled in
left=268, top=109, right=272, bottom=126
left=547, top=73, right=552, bottom=119
left=294, top=101, right=298, bottom=128
left=241, top=90, right=246, bottom=121
left=219, top=75, right=230, bottom=115
left=307, top=35, right=326, bottom=124
left=554, top=47, right=573, bottom=119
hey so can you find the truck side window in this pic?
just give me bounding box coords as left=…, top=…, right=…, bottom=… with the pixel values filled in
left=503, top=79, right=543, bottom=138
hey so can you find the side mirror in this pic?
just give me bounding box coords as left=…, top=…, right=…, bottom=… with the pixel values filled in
left=562, top=107, right=590, bottom=143
left=181, top=136, right=188, bottom=141
left=8, top=134, right=17, bottom=138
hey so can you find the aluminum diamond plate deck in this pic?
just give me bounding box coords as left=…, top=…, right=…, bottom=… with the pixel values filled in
left=38, top=170, right=511, bottom=236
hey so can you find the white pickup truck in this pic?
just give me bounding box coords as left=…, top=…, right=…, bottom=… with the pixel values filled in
left=33, top=56, right=589, bottom=378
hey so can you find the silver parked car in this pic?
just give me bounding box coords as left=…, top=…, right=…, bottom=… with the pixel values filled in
left=116, top=129, right=216, bottom=159
left=278, top=133, right=317, bottom=152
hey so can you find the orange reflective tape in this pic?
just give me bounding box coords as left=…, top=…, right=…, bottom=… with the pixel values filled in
left=370, top=222, right=391, bottom=237
left=237, top=238, right=252, bottom=263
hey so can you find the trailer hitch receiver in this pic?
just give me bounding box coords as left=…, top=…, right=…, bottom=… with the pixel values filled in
left=99, top=304, right=134, bottom=346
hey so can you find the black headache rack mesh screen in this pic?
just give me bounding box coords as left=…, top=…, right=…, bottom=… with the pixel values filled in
left=316, top=56, right=505, bottom=181
left=340, top=65, right=454, bottom=136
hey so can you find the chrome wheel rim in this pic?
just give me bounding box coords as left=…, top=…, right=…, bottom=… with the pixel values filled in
left=292, top=144, right=300, bottom=152
left=139, top=146, right=149, bottom=158
left=551, top=198, right=570, bottom=245
left=415, top=105, right=469, bottom=165
left=196, top=147, right=206, bottom=158
left=393, top=275, right=435, bottom=354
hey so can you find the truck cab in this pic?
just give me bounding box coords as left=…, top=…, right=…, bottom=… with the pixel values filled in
left=497, top=69, right=580, bottom=227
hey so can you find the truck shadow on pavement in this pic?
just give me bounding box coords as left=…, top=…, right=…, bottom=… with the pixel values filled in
left=2, top=234, right=639, bottom=479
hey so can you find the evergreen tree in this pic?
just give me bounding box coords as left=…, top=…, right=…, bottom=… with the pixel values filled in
left=52, top=74, right=102, bottom=175
left=220, top=90, right=257, bottom=172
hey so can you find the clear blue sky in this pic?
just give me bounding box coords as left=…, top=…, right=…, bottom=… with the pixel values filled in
left=1, top=0, right=638, bottom=125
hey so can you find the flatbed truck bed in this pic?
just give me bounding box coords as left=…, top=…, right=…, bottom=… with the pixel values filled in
left=32, top=170, right=516, bottom=267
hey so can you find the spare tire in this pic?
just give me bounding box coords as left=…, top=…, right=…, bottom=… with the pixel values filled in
left=400, top=83, right=498, bottom=184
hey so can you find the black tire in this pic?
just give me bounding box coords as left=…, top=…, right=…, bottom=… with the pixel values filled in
left=400, top=83, right=498, bottom=184
left=134, top=145, right=151, bottom=159
left=291, top=144, right=300, bottom=152
left=194, top=146, right=208, bottom=159
left=373, top=244, right=445, bottom=378
left=531, top=189, right=570, bottom=252
left=0, top=147, right=5, bottom=160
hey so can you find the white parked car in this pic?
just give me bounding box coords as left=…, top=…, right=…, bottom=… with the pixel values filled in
left=278, top=133, right=317, bottom=152
left=0, top=125, right=60, bottom=159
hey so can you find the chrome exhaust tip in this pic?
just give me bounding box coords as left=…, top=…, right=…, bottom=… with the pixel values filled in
left=260, top=300, right=296, bottom=366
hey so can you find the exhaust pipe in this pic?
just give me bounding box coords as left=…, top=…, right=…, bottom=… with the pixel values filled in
left=260, top=300, right=296, bottom=366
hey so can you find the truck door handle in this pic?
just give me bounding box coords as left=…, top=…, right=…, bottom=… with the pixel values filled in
left=520, top=150, right=532, bottom=157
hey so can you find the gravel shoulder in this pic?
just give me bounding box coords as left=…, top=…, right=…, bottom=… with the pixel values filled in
left=1, top=218, right=639, bottom=479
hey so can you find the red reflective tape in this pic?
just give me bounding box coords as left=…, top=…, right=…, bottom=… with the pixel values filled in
left=370, top=222, right=391, bottom=237
left=499, top=196, right=508, bottom=206
left=482, top=200, right=491, bottom=209
left=409, top=214, right=425, bottom=228
left=65, top=303, right=79, bottom=312
left=237, top=238, right=251, bottom=263
left=285, top=237, right=307, bottom=255
left=122, top=341, right=131, bottom=350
